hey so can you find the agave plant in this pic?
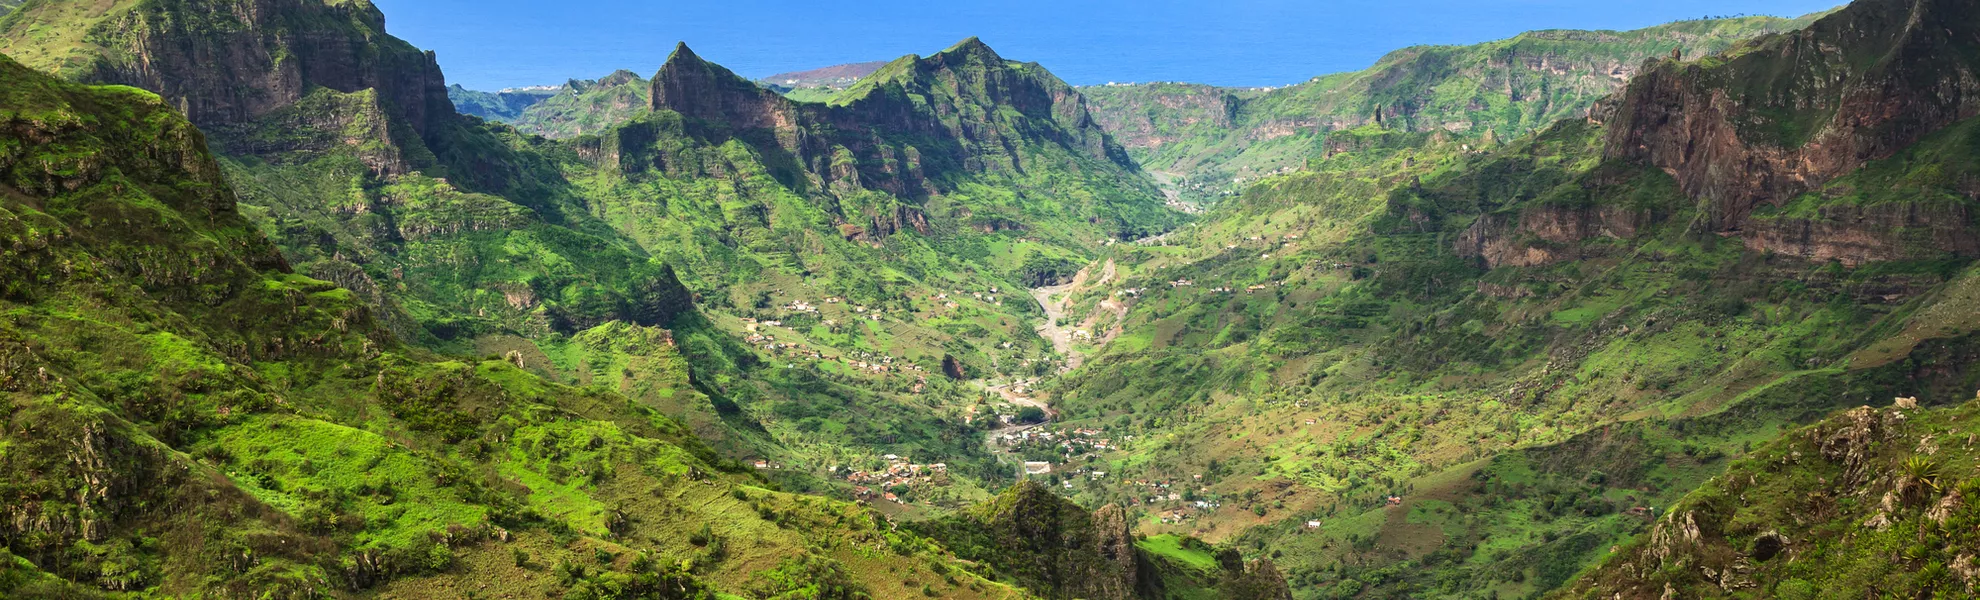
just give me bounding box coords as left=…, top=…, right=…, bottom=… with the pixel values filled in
left=1902, top=455, right=1947, bottom=495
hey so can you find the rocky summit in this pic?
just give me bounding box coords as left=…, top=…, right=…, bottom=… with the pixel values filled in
left=5, top=0, right=1980, bottom=598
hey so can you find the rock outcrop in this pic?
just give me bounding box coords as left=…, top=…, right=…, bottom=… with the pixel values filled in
left=908, top=480, right=1295, bottom=600
left=637, top=39, right=1145, bottom=212
left=1456, top=203, right=1651, bottom=268
left=1554, top=399, right=1980, bottom=600
left=1599, top=0, right=1980, bottom=238
left=1, top=0, right=455, bottom=148
left=908, top=480, right=1142, bottom=600
left=1458, top=0, right=1980, bottom=268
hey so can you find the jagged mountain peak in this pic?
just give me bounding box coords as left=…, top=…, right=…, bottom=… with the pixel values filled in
left=940, top=35, right=1005, bottom=62
left=666, top=41, right=697, bottom=62
left=649, top=40, right=790, bottom=128
left=598, top=68, right=644, bottom=86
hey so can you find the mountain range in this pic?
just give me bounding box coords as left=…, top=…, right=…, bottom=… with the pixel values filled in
left=5, top=0, right=1980, bottom=598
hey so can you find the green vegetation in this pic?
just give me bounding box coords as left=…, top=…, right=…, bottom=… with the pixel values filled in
left=447, top=83, right=558, bottom=122
left=8, top=0, right=1980, bottom=598
left=0, top=48, right=1033, bottom=600
left=1017, top=2, right=1980, bottom=598
left=507, top=70, right=653, bottom=138
left=1079, top=12, right=1830, bottom=204
left=1561, top=398, right=1980, bottom=599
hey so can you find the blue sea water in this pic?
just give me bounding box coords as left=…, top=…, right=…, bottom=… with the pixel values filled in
left=375, top=0, right=1842, bottom=92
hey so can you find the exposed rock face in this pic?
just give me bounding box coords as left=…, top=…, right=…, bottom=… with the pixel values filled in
left=1814, top=405, right=1904, bottom=487
left=651, top=44, right=800, bottom=133
left=642, top=39, right=1138, bottom=206
left=207, top=87, right=413, bottom=174
left=915, top=480, right=1141, bottom=600
left=1457, top=204, right=1650, bottom=268
left=1600, top=0, right=1980, bottom=231
left=3, top=0, right=456, bottom=145
left=941, top=354, right=967, bottom=380
left=1465, top=0, right=1980, bottom=268
left=1216, top=551, right=1296, bottom=600
left=1742, top=201, right=1980, bottom=264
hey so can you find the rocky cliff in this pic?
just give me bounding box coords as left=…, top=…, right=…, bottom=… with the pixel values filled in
left=1442, top=0, right=1980, bottom=269
left=0, top=0, right=454, bottom=156
left=906, top=481, right=1147, bottom=600
left=637, top=39, right=1153, bottom=213
left=907, top=481, right=1296, bottom=600
left=1600, top=0, right=1980, bottom=231
left=1, top=0, right=701, bottom=344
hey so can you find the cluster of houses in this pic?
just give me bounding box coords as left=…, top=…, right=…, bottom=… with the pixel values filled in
left=1165, top=280, right=1289, bottom=296
left=842, top=455, right=948, bottom=503
left=1151, top=496, right=1224, bottom=524
left=992, top=426, right=1121, bottom=455
left=737, top=319, right=928, bottom=378
left=929, top=287, right=1005, bottom=311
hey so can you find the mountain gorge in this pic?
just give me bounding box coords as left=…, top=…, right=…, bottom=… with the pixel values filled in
left=6, top=0, right=1980, bottom=598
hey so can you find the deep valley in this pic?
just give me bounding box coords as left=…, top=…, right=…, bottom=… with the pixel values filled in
left=3, top=0, right=1980, bottom=598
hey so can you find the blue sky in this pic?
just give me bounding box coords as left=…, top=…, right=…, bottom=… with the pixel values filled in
left=375, top=0, right=1844, bottom=91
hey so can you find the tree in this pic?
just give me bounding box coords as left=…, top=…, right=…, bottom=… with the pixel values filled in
left=1016, top=406, right=1047, bottom=424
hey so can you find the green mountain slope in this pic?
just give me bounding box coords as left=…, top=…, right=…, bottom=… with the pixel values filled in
left=526, top=40, right=1181, bottom=495
left=0, top=0, right=1135, bottom=504
left=0, top=0, right=1189, bottom=537
left=449, top=71, right=654, bottom=139
left=1016, top=0, right=1980, bottom=597
left=0, top=49, right=1053, bottom=600
left=509, top=70, right=652, bottom=138
left=1078, top=13, right=1830, bottom=203
left=1559, top=398, right=1980, bottom=599
left=447, top=84, right=558, bottom=122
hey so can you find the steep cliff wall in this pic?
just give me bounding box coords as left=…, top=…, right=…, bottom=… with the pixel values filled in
left=1600, top=0, right=1980, bottom=230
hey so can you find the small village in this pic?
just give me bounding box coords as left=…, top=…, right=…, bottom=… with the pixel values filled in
left=838, top=455, right=950, bottom=504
